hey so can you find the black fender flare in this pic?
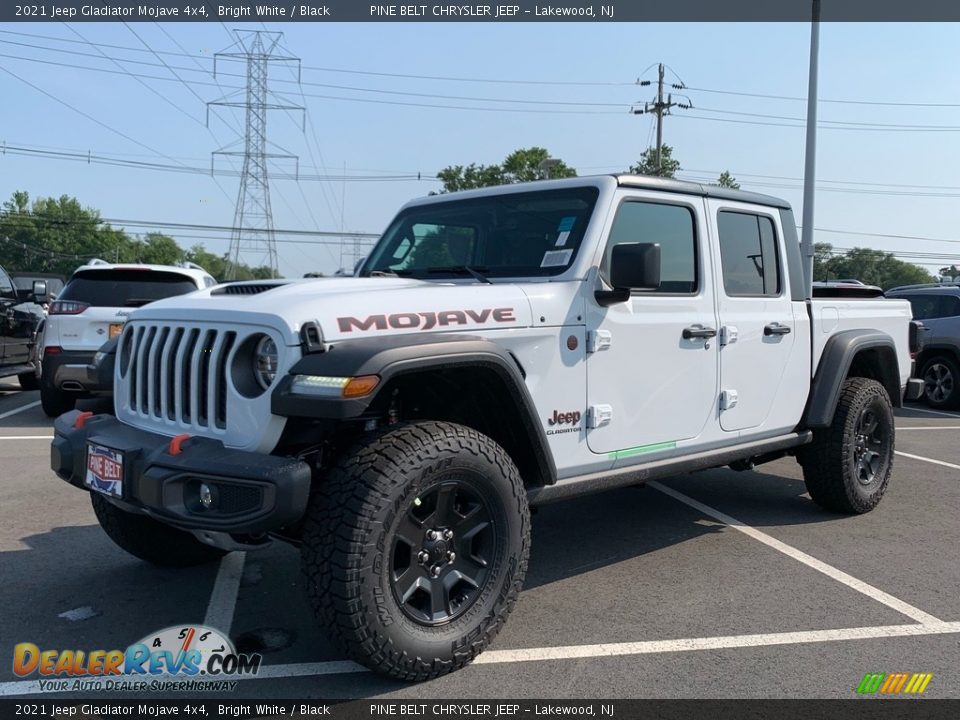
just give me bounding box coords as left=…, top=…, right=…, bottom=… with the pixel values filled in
left=803, top=329, right=902, bottom=428
left=272, top=333, right=557, bottom=485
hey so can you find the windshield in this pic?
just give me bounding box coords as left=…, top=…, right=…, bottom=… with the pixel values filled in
left=362, top=186, right=600, bottom=279
left=59, top=270, right=198, bottom=307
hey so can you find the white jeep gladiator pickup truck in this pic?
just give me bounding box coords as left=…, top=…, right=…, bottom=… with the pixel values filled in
left=51, top=175, right=923, bottom=680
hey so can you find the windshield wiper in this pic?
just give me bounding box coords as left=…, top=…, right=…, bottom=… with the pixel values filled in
left=426, top=265, right=492, bottom=284
left=123, top=298, right=155, bottom=307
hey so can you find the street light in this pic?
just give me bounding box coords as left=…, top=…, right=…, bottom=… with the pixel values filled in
left=538, top=158, right=562, bottom=179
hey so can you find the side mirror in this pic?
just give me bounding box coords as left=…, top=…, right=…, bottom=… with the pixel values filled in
left=32, top=280, right=48, bottom=301
left=597, top=243, right=661, bottom=306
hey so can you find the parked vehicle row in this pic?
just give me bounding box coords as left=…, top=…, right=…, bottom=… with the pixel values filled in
left=0, top=264, right=45, bottom=390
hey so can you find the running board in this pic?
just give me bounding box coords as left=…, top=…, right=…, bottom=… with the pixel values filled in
left=528, top=431, right=813, bottom=506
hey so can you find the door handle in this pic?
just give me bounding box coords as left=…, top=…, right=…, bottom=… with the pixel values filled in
left=764, top=323, right=792, bottom=336
left=682, top=325, right=717, bottom=340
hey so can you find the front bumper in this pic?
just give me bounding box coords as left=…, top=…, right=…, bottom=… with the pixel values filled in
left=51, top=411, right=312, bottom=534
left=904, top=378, right=924, bottom=402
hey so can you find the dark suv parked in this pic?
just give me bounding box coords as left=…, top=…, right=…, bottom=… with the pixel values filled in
left=887, top=283, right=960, bottom=409
left=0, top=264, right=44, bottom=390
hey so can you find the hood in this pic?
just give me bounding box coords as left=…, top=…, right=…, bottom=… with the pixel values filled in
left=129, top=277, right=535, bottom=344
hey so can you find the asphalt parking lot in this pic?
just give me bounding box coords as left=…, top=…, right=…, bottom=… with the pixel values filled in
left=1, top=379, right=958, bottom=699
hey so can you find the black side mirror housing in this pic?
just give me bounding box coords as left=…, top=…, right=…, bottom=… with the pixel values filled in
left=596, top=243, right=662, bottom=306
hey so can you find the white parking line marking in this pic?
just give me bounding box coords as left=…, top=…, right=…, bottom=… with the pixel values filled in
left=0, top=436, right=53, bottom=440
left=204, top=551, right=246, bottom=635
left=897, top=426, right=960, bottom=431
left=649, top=481, right=942, bottom=625
left=0, top=401, right=41, bottom=421
left=896, top=451, right=960, bottom=471
left=475, top=621, right=960, bottom=665
left=3, top=622, right=960, bottom=695
left=901, top=406, right=960, bottom=419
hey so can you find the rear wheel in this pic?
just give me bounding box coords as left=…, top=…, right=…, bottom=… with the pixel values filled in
left=800, top=377, right=895, bottom=514
left=920, top=355, right=959, bottom=409
left=301, top=421, right=530, bottom=681
left=90, top=494, right=226, bottom=567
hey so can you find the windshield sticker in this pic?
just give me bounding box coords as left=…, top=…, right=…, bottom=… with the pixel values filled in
left=555, top=230, right=571, bottom=247
left=540, top=249, right=573, bottom=268
left=557, top=216, right=576, bottom=232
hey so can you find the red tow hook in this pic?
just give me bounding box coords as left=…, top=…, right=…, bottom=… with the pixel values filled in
left=74, top=411, right=94, bottom=429
left=168, top=433, right=192, bottom=456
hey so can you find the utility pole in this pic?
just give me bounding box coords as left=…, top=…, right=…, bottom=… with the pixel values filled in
left=209, top=31, right=304, bottom=279
left=633, top=63, right=692, bottom=176
left=800, top=0, right=821, bottom=292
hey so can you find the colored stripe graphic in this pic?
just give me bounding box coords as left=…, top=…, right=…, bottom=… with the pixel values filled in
left=857, top=672, right=933, bottom=694
left=609, top=441, right=677, bottom=460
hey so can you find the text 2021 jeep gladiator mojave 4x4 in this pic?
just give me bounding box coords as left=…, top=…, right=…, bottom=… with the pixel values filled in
left=52, top=175, right=924, bottom=680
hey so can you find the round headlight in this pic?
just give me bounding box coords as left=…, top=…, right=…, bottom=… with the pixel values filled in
left=253, top=335, right=278, bottom=390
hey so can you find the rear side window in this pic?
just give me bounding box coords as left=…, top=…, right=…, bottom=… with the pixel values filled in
left=58, top=270, right=197, bottom=308
left=903, top=294, right=960, bottom=320
left=718, top=211, right=781, bottom=297
left=603, top=201, right=698, bottom=293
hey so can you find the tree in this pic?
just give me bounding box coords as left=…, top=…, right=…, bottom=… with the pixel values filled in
left=822, top=247, right=932, bottom=289
left=813, top=242, right=835, bottom=282
left=629, top=145, right=680, bottom=178
left=436, top=147, right=576, bottom=193
left=717, top=171, right=740, bottom=189
left=131, top=233, right=184, bottom=266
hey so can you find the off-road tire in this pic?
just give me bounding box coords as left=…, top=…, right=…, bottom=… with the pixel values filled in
left=18, top=372, right=39, bottom=391
left=90, top=493, right=226, bottom=567
left=301, top=421, right=530, bottom=681
left=40, top=371, right=75, bottom=417
left=920, top=354, right=959, bottom=409
left=800, top=377, right=895, bottom=514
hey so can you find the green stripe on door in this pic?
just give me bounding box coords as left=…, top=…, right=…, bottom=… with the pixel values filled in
left=608, top=441, right=677, bottom=460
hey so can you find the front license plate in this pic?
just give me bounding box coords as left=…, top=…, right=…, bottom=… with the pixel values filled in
left=108, top=323, right=123, bottom=339
left=85, top=443, right=124, bottom=498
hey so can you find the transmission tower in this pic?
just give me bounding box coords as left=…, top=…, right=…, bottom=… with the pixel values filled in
left=209, top=31, right=304, bottom=279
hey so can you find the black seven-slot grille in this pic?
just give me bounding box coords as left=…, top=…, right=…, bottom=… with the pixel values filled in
left=122, top=324, right=238, bottom=430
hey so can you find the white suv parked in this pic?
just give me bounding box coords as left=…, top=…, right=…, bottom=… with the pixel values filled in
left=39, top=260, right=216, bottom=416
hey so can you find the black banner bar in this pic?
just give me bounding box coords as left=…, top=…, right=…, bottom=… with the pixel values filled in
left=4, top=0, right=960, bottom=23
left=1, top=700, right=958, bottom=720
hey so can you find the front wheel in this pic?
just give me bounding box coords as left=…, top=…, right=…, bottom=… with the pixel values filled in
left=799, top=377, right=895, bottom=514
left=301, top=421, right=530, bottom=681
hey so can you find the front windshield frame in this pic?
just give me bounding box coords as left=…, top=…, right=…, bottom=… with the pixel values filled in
left=360, top=186, right=601, bottom=280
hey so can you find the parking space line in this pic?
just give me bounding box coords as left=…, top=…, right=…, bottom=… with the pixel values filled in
left=896, top=451, right=960, bottom=471
left=203, top=552, right=246, bottom=635
left=901, top=406, right=960, bottom=419
left=475, top=621, right=960, bottom=665
left=0, top=436, right=53, bottom=440
left=897, top=427, right=960, bottom=431
left=4, top=622, right=960, bottom=695
left=649, top=481, right=943, bottom=625
left=0, top=401, right=41, bottom=421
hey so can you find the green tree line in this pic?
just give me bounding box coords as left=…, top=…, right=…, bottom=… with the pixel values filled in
left=0, top=191, right=273, bottom=280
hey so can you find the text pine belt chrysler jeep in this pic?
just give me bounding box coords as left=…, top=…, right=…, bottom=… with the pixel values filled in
left=51, top=176, right=924, bottom=680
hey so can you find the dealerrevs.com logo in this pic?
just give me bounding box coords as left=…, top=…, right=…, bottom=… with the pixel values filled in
left=12, top=625, right=261, bottom=693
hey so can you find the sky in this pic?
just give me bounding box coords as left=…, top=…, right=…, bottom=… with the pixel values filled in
left=1, top=21, right=959, bottom=277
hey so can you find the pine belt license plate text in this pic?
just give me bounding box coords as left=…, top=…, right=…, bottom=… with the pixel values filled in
left=85, top=443, right=124, bottom=498
left=109, top=323, right=123, bottom=339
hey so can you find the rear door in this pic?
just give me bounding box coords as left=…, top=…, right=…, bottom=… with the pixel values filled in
left=709, top=201, right=807, bottom=433
left=0, top=267, right=16, bottom=362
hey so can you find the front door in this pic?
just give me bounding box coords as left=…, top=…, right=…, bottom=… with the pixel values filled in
left=586, top=193, right=719, bottom=457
